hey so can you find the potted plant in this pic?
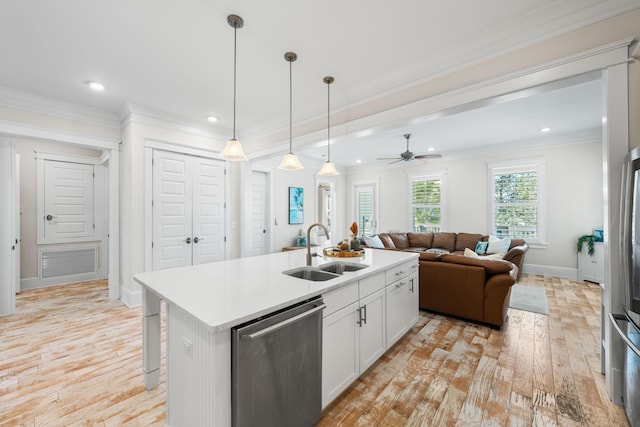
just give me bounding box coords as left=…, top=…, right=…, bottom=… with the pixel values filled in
left=577, top=234, right=596, bottom=256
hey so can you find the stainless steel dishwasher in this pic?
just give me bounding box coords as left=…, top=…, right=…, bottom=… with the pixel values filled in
left=232, top=296, right=325, bottom=427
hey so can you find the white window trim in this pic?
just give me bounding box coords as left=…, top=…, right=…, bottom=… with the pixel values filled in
left=487, top=157, right=546, bottom=245
left=408, top=170, right=447, bottom=233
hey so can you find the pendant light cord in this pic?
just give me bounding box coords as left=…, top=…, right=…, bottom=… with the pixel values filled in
left=289, top=59, right=293, bottom=153
left=326, top=80, right=331, bottom=161
left=232, top=24, right=237, bottom=140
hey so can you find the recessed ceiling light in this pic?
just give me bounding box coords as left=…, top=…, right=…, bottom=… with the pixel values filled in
left=87, top=81, right=105, bottom=91
left=356, top=159, right=362, bottom=164
left=207, top=116, right=218, bottom=123
left=427, top=147, right=435, bottom=152
left=539, top=127, right=551, bottom=133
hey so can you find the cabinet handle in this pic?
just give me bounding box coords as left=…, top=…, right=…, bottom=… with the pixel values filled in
left=395, top=281, right=407, bottom=289
left=409, top=279, right=414, bottom=292
left=357, top=307, right=362, bottom=327
left=395, top=270, right=405, bottom=276
left=362, top=304, right=367, bottom=325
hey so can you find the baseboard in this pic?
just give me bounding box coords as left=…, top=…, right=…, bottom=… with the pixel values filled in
left=20, top=273, right=104, bottom=291
left=120, top=285, right=142, bottom=307
left=521, top=264, right=577, bottom=279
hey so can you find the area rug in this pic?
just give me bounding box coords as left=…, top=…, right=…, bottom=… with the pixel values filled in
left=509, top=284, right=549, bottom=315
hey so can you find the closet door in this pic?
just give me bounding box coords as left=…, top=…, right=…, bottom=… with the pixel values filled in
left=192, top=158, right=225, bottom=265
left=0, top=138, right=17, bottom=315
left=152, top=151, right=194, bottom=270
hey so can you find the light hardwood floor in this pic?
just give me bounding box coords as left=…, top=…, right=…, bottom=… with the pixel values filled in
left=0, top=275, right=629, bottom=426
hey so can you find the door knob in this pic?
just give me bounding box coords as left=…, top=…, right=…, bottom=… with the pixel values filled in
left=193, top=237, right=199, bottom=243
left=185, top=237, right=192, bottom=244
left=45, top=214, right=57, bottom=221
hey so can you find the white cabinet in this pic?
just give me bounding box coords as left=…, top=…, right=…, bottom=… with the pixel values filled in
left=359, top=288, right=386, bottom=372
left=322, top=272, right=386, bottom=408
left=385, top=260, right=419, bottom=348
left=321, top=259, right=419, bottom=409
left=578, top=242, right=604, bottom=283
left=322, top=301, right=360, bottom=408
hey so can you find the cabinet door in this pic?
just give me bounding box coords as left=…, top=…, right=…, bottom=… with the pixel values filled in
left=322, top=301, right=360, bottom=409
left=386, top=278, right=410, bottom=348
left=407, top=273, right=419, bottom=327
left=359, top=288, right=386, bottom=373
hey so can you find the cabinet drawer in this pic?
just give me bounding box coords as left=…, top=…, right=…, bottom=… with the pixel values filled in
left=386, top=259, right=418, bottom=284
left=359, top=272, right=385, bottom=299
left=323, top=282, right=358, bottom=317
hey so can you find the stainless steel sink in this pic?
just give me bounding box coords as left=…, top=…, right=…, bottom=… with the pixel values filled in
left=282, top=267, right=341, bottom=281
left=318, top=262, right=369, bottom=274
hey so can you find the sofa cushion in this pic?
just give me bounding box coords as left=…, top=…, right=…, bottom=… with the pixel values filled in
left=440, top=254, right=513, bottom=274
left=408, top=232, right=434, bottom=248
left=475, top=241, right=489, bottom=255
left=487, top=236, right=511, bottom=255
left=419, top=252, right=442, bottom=261
left=363, top=235, right=385, bottom=248
left=388, top=232, right=410, bottom=249
left=455, top=232, right=483, bottom=252
left=509, top=238, right=526, bottom=249
left=377, top=233, right=396, bottom=248
left=432, top=232, right=456, bottom=252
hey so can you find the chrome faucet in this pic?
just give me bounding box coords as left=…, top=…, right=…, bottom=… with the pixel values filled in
left=307, top=223, right=329, bottom=266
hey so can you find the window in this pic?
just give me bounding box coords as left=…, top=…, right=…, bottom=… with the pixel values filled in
left=489, top=159, right=546, bottom=244
left=410, top=173, right=445, bottom=233
left=353, top=181, right=378, bottom=236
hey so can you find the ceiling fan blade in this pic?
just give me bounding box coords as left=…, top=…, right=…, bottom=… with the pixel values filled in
left=414, top=154, right=442, bottom=159
left=388, top=159, right=404, bottom=164
left=376, top=157, right=400, bottom=160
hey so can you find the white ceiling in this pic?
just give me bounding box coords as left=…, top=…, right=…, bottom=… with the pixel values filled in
left=0, top=0, right=636, bottom=169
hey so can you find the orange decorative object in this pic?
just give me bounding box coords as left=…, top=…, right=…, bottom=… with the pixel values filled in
left=350, top=222, right=358, bottom=236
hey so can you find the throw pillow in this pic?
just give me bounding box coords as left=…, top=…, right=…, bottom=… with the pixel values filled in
left=486, top=235, right=510, bottom=255
left=464, top=248, right=479, bottom=258
left=363, top=235, right=385, bottom=248
left=475, top=241, right=489, bottom=255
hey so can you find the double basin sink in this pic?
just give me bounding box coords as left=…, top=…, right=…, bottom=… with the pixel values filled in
left=283, top=261, right=368, bottom=281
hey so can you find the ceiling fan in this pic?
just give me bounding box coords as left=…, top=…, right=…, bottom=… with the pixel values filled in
left=376, top=134, right=442, bottom=164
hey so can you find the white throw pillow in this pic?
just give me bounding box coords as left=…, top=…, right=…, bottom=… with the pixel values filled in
left=464, top=248, right=479, bottom=258
left=465, top=247, right=504, bottom=260
left=363, top=235, right=385, bottom=248
left=486, top=235, right=511, bottom=255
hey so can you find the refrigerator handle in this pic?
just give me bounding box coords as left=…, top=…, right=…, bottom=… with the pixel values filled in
left=609, top=313, right=640, bottom=358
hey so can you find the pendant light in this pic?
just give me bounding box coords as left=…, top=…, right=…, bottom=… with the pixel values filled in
left=319, top=76, right=339, bottom=176
left=278, top=52, right=304, bottom=170
left=220, top=14, right=248, bottom=161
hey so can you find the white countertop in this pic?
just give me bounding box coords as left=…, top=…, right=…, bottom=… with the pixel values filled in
left=134, top=248, right=417, bottom=332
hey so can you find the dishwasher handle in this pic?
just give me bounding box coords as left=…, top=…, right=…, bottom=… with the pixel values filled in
left=240, top=303, right=326, bottom=341
left=610, top=313, right=640, bottom=358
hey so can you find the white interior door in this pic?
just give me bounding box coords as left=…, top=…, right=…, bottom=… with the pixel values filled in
left=0, top=138, right=16, bottom=315
left=43, top=160, right=95, bottom=241
left=192, top=158, right=225, bottom=264
left=248, top=171, right=268, bottom=256
left=152, top=150, right=193, bottom=270
left=13, top=154, right=20, bottom=293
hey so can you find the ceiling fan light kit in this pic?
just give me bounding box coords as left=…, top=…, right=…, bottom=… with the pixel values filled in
left=220, top=14, right=248, bottom=162
left=376, top=133, right=442, bottom=164
left=319, top=76, right=340, bottom=176
left=278, top=51, right=304, bottom=170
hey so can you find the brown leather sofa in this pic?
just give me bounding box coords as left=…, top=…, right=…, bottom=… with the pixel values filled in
left=363, top=232, right=528, bottom=328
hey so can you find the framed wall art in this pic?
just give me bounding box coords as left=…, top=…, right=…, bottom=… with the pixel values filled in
left=289, top=187, right=304, bottom=224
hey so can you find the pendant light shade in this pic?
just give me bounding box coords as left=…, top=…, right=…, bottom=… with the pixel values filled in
left=319, top=76, right=339, bottom=176
left=221, top=14, right=248, bottom=162
left=278, top=52, right=303, bottom=170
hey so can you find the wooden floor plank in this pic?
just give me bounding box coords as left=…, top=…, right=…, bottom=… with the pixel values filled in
left=0, top=275, right=630, bottom=426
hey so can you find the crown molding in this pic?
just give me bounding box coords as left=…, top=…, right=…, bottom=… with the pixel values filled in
left=119, top=103, right=229, bottom=142
left=0, top=86, right=120, bottom=129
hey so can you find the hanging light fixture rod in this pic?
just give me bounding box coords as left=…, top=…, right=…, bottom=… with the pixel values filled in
left=278, top=51, right=303, bottom=170
left=319, top=76, right=339, bottom=176
left=221, top=14, right=248, bottom=161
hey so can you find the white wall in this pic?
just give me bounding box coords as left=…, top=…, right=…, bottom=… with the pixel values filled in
left=346, top=140, right=602, bottom=276
left=251, top=156, right=347, bottom=252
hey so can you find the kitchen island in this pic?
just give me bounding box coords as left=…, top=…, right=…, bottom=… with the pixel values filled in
left=134, top=248, right=418, bottom=426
